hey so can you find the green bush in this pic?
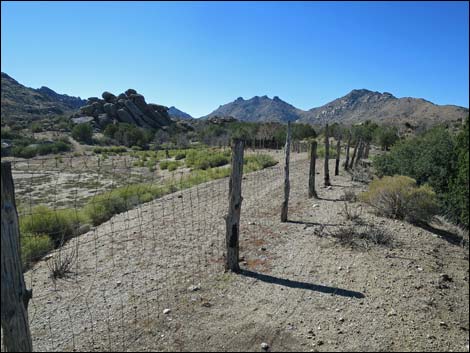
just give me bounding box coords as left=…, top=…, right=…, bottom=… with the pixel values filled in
left=185, top=149, right=230, bottom=170
left=360, top=175, right=438, bottom=224
left=446, top=119, right=469, bottom=227
left=244, top=154, right=278, bottom=172
left=20, top=206, right=87, bottom=246
left=21, top=233, right=53, bottom=268
left=71, top=123, right=93, bottom=144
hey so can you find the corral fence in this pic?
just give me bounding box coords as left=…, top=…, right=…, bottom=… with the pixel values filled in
left=1, top=126, right=364, bottom=352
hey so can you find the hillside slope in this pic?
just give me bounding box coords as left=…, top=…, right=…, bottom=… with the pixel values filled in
left=203, top=95, right=304, bottom=122
left=24, top=154, right=469, bottom=352
left=1, top=72, right=86, bottom=127
left=300, top=89, right=468, bottom=127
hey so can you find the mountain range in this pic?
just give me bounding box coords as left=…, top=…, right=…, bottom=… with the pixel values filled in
left=203, top=90, right=468, bottom=127
left=1, top=72, right=467, bottom=129
left=1, top=72, right=87, bottom=127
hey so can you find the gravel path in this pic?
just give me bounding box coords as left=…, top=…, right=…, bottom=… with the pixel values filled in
left=9, top=152, right=470, bottom=352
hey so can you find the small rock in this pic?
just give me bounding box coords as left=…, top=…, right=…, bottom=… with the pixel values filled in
left=387, top=309, right=397, bottom=316
left=312, top=204, right=319, bottom=208
left=261, top=342, right=269, bottom=351
left=163, top=309, right=171, bottom=315
left=439, top=274, right=452, bottom=282
left=417, top=267, right=424, bottom=272
left=260, top=247, right=267, bottom=251
left=439, top=321, right=447, bottom=327
left=317, top=340, right=324, bottom=346
left=116, top=281, right=122, bottom=287
left=188, top=285, right=201, bottom=292
left=338, top=317, right=344, bottom=322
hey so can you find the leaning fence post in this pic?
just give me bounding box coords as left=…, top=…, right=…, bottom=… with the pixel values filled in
left=349, top=138, right=360, bottom=170
left=225, top=139, right=244, bottom=273
left=281, top=121, right=291, bottom=222
left=344, top=132, right=351, bottom=171
left=335, top=137, right=341, bottom=176
left=1, top=162, right=33, bottom=352
left=308, top=141, right=318, bottom=198
left=324, top=124, right=331, bottom=187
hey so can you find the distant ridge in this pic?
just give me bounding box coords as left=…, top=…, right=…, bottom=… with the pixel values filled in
left=203, top=90, right=468, bottom=127
left=168, top=106, right=193, bottom=120
left=1, top=72, right=86, bottom=126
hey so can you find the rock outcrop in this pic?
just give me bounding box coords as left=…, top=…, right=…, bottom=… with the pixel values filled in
left=71, top=89, right=173, bottom=130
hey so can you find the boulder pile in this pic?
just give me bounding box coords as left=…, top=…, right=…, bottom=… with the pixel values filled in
left=71, top=89, right=173, bottom=130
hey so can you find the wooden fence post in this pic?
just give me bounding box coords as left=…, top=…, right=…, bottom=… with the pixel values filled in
left=1, top=162, right=33, bottom=352
left=344, top=132, right=351, bottom=171
left=281, top=121, right=291, bottom=222
left=225, top=139, right=244, bottom=273
left=349, top=138, right=360, bottom=170
left=354, top=140, right=365, bottom=167
left=324, top=124, right=331, bottom=187
left=308, top=141, right=318, bottom=198
left=335, top=137, right=341, bottom=176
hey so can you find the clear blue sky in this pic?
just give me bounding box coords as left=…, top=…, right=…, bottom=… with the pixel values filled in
left=1, top=1, right=469, bottom=117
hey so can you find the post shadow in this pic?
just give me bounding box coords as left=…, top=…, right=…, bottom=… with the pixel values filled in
left=240, top=269, right=365, bottom=299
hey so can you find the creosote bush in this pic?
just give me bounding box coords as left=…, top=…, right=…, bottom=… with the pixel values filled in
left=360, top=175, right=438, bottom=224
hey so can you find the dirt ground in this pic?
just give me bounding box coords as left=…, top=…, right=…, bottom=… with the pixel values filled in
left=6, top=151, right=469, bottom=352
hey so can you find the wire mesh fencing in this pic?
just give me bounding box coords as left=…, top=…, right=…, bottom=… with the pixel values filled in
left=1, top=143, right=311, bottom=352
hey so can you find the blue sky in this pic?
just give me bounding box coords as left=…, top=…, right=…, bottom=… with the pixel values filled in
left=1, top=1, right=469, bottom=117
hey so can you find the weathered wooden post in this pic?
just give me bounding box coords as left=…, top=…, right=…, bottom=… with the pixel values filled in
left=324, top=124, right=331, bottom=187
left=1, top=162, right=33, bottom=352
left=225, top=139, right=244, bottom=273
left=335, top=137, right=341, bottom=176
left=344, top=132, right=351, bottom=171
left=281, top=121, right=291, bottom=222
left=349, top=138, right=360, bottom=170
left=364, top=142, right=370, bottom=159
left=308, top=141, right=318, bottom=198
left=354, top=140, right=365, bottom=167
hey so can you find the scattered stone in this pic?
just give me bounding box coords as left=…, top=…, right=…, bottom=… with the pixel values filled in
left=312, top=204, right=319, bottom=208
left=188, top=285, right=201, bottom=292
left=338, top=317, right=344, bottom=322
left=163, top=309, right=171, bottom=315
left=116, top=281, right=122, bottom=287
left=261, top=342, right=269, bottom=351
left=387, top=309, right=397, bottom=316
left=317, top=340, right=324, bottom=346
left=439, top=274, right=453, bottom=282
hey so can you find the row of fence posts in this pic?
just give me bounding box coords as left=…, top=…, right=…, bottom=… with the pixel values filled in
left=1, top=123, right=369, bottom=351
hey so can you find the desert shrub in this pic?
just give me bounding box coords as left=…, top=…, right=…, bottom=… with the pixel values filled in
left=340, top=190, right=357, bottom=202
left=174, top=151, right=186, bottom=160
left=445, top=118, right=469, bottom=227
left=185, top=149, right=230, bottom=170
left=160, top=160, right=182, bottom=171
left=47, top=245, right=77, bottom=279
left=360, top=175, right=438, bottom=224
left=329, top=222, right=394, bottom=249
left=71, top=123, right=93, bottom=144
left=341, top=202, right=362, bottom=221
left=244, top=154, right=278, bottom=172
left=20, top=206, right=87, bottom=246
left=21, top=233, right=53, bottom=268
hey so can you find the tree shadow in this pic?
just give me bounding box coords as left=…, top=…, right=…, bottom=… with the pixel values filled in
left=240, top=269, right=365, bottom=299
left=416, top=223, right=465, bottom=247
left=286, top=220, right=341, bottom=227
left=316, top=196, right=343, bottom=202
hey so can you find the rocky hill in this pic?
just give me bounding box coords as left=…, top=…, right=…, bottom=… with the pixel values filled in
left=168, top=106, right=193, bottom=120
left=202, top=95, right=303, bottom=122
left=71, top=89, right=173, bottom=130
left=203, top=90, right=468, bottom=127
left=301, top=89, right=468, bottom=127
left=1, top=72, right=86, bottom=127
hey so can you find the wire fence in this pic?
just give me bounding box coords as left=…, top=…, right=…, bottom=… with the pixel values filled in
left=2, top=143, right=313, bottom=352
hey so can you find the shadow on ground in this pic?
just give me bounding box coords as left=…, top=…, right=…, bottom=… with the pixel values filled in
left=417, top=223, right=466, bottom=247
left=240, top=269, right=365, bottom=299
